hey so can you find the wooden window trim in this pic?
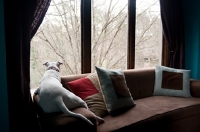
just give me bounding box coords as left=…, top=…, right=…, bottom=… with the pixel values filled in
left=127, top=0, right=136, bottom=69
left=81, top=0, right=91, bottom=73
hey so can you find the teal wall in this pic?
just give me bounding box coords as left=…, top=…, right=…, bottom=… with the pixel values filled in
left=184, top=0, right=200, bottom=79
left=0, top=0, right=9, bottom=131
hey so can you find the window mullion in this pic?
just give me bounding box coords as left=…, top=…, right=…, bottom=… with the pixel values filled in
left=81, top=0, right=91, bottom=73
left=127, top=0, right=136, bottom=69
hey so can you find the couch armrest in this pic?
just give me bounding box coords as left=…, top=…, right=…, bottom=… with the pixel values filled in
left=190, top=79, right=200, bottom=98
left=33, top=94, right=97, bottom=132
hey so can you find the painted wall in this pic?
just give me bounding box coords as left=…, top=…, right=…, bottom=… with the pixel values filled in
left=184, top=0, right=200, bottom=79
left=0, top=0, right=9, bottom=131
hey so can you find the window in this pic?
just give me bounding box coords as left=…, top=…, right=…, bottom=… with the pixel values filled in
left=31, top=0, right=81, bottom=88
left=135, top=0, right=161, bottom=68
left=91, top=0, right=128, bottom=72
left=30, top=0, right=161, bottom=89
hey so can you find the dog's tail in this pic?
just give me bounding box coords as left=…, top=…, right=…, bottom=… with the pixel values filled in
left=87, top=107, right=104, bottom=125
left=56, top=98, right=94, bottom=125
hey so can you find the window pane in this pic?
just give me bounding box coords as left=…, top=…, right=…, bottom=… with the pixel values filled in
left=135, top=0, right=161, bottom=68
left=30, top=0, right=81, bottom=88
left=92, top=0, right=128, bottom=72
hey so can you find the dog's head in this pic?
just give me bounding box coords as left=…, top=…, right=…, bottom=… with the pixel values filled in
left=43, top=61, right=63, bottom=72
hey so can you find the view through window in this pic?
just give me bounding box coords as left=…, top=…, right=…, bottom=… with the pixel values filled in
left=91, top=0, right=128, bottom=72
left=31, top=0, right=81, bottom=89
left=30, top=0, right=161, bottom=90
left=135, top=0, right=161, bottom=68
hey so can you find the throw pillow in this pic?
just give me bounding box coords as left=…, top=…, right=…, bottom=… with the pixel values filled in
left=153, top=65, right=191, bottom=97
left=95, top=66, right=136, bottom=114
left=86, top=73, right=109, bottom=117
left=66, top=74, right=108, bottom=117
left=67, top=77, right=99, bottom=100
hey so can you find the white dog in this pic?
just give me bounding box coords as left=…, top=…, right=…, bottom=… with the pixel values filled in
left=34, top=61, right=104, bottom=125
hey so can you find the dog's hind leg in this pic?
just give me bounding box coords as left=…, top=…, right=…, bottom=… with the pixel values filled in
left=56, top=98, right=94, bottom=125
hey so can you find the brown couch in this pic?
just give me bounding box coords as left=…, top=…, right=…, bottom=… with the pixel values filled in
left=33, top=67, right=200, bottom=132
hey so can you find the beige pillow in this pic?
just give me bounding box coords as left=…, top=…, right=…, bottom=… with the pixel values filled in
left=85, top=73, right=108, bottom=117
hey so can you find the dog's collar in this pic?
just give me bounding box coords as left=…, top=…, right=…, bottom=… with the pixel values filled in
left=47, top=66, right=59, bottom=72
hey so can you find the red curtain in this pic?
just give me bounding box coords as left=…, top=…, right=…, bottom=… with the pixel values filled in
left=160, top=0, right=185, bottom=69
left=4, top=0, right=51, bottom=131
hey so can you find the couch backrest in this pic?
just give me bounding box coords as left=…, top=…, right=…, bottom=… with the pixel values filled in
left=123, top=67, right=155, bottom=100
left=61, top=67, right=156, bottom=100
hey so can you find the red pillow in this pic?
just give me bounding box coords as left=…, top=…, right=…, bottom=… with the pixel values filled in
left=66, top=77, right=99, bottom=100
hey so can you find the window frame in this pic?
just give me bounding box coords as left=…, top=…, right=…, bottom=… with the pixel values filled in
left=81, top=0, right=92, bottom=73
left=81, top=0, right=136, bottom=73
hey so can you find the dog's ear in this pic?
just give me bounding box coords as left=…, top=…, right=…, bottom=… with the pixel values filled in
left=43, top=62, right=49, bottom=67
left=56, top=61, right=63, bottom=67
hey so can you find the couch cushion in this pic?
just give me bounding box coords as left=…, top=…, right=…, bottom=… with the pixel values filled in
left=65, top=74, right=108, bottom=118
left=86, top=73, right=108, bottom=117
left=97, top=96, right=200, bottom=132
left=95, top=66, right=136, bottom=114
left=153, top=65, right=191, bottom=97
left=42, top=107, right=97, bottom=132
left=33, top=94, right=97, bottom=132
left=123, top=68, right=155, bottom=100
left=66, top=77, right=99, bottom=100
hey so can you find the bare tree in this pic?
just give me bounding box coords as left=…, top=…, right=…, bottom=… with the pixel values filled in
left=91, top=0, right=128, bottom=71
left=30, top=0, right=161, bottom=88
left=135, top=0, right=161, bottom=68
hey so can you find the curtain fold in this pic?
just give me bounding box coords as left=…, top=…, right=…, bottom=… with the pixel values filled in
left=31, top=0, right=51, bottom=38
left=4, top=0, right=50, bottom=131
left=160, top=0, right=185, bottom=69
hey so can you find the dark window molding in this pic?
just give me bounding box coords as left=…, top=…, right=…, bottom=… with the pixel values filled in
left=127, top=0, right=136, bottom=69
left=81, top=0, right=91, bottom=73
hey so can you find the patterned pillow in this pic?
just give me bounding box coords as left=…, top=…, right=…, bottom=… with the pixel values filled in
left=66, top=74, right=108, bottom=117
left=153, top=65, right=191, bottom=97
left=95, top=66, right=136, bottom=114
